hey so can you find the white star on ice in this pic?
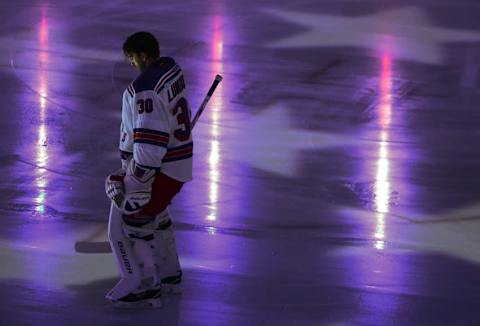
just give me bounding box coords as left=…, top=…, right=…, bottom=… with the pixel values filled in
left=264, top=6, right=480, bottom=64
left=336, top=204, right=480, bottom=265
left=196, top=103, right=369, bottom=177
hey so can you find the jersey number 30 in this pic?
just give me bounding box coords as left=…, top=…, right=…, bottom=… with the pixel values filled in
left=137, top=99, right=153, bottom=114
left=172, top=97, right=191, bottom=141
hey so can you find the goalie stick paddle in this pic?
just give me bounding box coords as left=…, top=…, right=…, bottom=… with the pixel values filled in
left=75, top=74, right=223, bottom=254
left=75, top=238, right=111, bottom=253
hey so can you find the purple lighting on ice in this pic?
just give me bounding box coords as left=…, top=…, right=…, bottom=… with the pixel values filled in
left=34, top=12, right=49, bottom=215
left=374, top=52, right=393, bottom=250
left=207, top=15, right=224, bottom=223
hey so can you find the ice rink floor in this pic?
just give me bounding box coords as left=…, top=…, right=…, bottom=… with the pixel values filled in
left=1, top=0, right=480, bottom=325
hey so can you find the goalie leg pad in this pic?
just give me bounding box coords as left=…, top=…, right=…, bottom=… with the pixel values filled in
left=123, top=209, right=182, bottom=293
left=106, top=203, right=144, bottom=301
left=121, top=221, right=160, bottom=287
left=152, top=211, right=182, bottom=291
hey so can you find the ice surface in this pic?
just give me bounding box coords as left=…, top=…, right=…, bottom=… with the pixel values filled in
left=1, top=0, right=480, bottom=325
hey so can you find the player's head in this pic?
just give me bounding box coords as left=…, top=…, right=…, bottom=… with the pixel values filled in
left=123, top=31, right=160, bottom=71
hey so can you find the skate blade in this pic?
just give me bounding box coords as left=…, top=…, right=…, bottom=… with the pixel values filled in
left=111, top=297, right=162, bottom=309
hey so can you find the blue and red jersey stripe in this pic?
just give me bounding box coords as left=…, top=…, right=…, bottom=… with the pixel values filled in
left=133, top=128, right=170, bottom=147
left=162, top=142, right=193, bottom=162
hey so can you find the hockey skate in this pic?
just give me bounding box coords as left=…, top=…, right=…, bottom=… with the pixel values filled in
left=111, top=290, right=162, bottom=309
left=107, top=278, right=163, bottom=309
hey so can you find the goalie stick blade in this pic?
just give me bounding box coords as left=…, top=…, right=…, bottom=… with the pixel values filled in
left=75, top=241, right=112, bottom=253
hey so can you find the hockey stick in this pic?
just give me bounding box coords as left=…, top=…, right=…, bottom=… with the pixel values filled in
left=191, top=74, right=223, bottom=128
left=75, top=74, right=223, bottom=254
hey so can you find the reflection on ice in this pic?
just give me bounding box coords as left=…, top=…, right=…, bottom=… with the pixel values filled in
left=207, top=15, right=224, bottom=223
left=35, top=12, right=49, bottom=215
left=374, top=54, right=393, bottom=250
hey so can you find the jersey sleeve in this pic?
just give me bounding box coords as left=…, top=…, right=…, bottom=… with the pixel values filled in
left=119, top=88, right=134, bottom=158
left=132, top=90, right=171, bottom=168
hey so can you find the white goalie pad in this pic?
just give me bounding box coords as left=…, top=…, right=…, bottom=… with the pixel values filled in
left=124, top=210, right=182, bottom=289
left=107, top=204, right=182, bottom=302
left=106, top=203, right=144, bottom=301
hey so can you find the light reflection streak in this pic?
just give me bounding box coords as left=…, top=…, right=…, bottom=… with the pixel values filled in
left=374, top=53, right=392, bottom=250
left=207, top=15, right=224, bottom=223
left=35, top=13, right=49, bottom=215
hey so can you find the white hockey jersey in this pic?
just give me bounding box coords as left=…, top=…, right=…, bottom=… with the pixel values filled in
left=119, top=57, right=193, bottom=182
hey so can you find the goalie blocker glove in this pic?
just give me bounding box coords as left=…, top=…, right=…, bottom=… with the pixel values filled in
left=105, top=163, right=156, bottom=215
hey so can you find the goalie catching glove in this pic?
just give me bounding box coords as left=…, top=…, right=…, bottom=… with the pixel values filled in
left=105, top=162, right=156, bottom=214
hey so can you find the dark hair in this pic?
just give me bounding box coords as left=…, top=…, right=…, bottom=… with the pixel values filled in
left=123, top=31, right=160, bottom=58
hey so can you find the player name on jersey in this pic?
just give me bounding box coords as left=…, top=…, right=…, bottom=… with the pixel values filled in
left=167, top=75, right=186, bottom=103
